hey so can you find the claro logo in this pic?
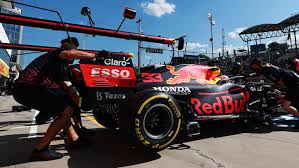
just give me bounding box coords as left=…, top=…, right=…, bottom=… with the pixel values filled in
left=191, top=91, right=250, bottom=115
left=91, top=68, right=130, bottom=78
left=104, top=58, right=130, bottom=66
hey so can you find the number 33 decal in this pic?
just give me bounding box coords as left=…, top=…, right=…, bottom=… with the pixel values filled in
left=142, top=73, right=163, bottom=83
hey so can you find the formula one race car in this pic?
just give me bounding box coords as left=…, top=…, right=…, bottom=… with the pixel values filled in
left=0, top=3, right=278, bottom=152
left=69, top=55, right=279, bottom=151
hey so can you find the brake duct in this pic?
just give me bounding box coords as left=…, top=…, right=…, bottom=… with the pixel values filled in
left=0, top=13, right=175, bottom=45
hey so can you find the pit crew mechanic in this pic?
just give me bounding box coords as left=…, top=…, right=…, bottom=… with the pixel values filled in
left=34, top=40, right=95, bottom=137
left=250, top=58, right=299, bottom=120
left=230, top=62, right=244, bottom=76
left=13, top=37, right=101, bottom=161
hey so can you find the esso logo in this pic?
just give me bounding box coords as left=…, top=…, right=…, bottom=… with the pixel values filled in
left=91, top=68, right=130, bottom=78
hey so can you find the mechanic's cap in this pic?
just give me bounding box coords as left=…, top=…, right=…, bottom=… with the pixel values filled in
left=61, top=37, right=79, bottom=47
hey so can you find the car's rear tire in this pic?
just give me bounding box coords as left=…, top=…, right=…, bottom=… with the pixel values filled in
left=93, top=104, right=119, bottom=129
left=126, top=93, right=182, bottom=151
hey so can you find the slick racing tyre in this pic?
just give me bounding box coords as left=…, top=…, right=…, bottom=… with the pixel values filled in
left=131, top=93, right=182, bottom=151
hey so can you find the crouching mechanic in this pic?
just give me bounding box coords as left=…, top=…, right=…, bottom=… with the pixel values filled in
left=250, top=58, right=299, bottom=122
left=13, top=37, right=100, bottom=161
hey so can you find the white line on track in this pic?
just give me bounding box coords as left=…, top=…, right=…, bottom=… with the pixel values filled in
left=28, top=109, right=39, bottom=138
left=10, top=126, right=32, bottom=130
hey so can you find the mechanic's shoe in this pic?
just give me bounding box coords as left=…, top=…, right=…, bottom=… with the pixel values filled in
left=31, top=147, right=63, bottom=161
left=75, top=127, right=95, bottom=136
left=69, top=136, right=92, bottom=149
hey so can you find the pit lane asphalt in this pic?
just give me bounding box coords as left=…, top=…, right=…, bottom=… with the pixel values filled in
left=1, top=96, right=299, bottom=168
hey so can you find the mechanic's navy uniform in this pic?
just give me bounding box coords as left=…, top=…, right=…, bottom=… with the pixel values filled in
left=13, top=43, right=77, bottom=123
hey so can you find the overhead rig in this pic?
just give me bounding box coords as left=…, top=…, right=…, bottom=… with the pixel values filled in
left=0, top=13, right=176, bottom=45
left=0, top=0, right=184, bottom=69
left=0, top=43, right=134, bottom=58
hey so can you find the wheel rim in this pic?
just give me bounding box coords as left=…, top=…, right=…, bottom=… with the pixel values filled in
left=143, top=104, right=174, bottom=140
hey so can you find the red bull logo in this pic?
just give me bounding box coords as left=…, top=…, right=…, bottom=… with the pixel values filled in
left=191, top=91, right=250, bottom=115
left=166, top=65, right=221, bottom=85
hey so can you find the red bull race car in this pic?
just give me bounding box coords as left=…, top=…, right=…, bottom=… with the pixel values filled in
left=0, top=3, right=277, bottom=152
left=69, top=55, right=277, bottom=151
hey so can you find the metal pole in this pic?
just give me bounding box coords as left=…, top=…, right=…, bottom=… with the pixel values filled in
left=116, top=18, right=126, bottom=32
left=247, top=41, right=249, bottom=56
left=259, top=37, right=262, bottom=44
left=16, top=25, right=23, bottom=65
left=184, top=41, right=187, bottom=55
left=222, top=28, right=225, bottom=58
left=294, top=31, right=298, bottom=53
left=137, top=17, right=142, bottom=74
left=288, top=28, right=293, bottom=49
left=210, top=19, right=214, bottom=58
left=289, top=34, right=293, bottom=49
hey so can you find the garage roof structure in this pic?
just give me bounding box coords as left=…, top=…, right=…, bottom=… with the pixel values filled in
left=239, top=14, right=299, bottom=43
left=280, top=13, right=299, bottom=32
left=239, top=24, right=284, bottom=42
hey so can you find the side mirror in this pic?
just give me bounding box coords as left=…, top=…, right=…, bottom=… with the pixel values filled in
left=123, top=7, right=136, bottom=19
left=177, top=37, right=184, bottom=50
